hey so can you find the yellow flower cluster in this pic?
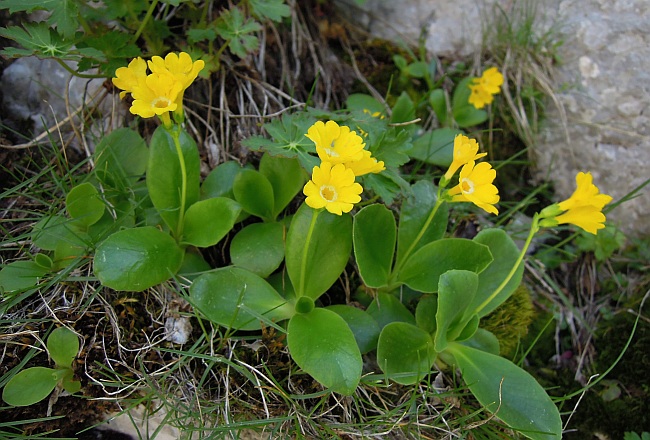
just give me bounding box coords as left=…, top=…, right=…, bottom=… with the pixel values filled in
left=112, top=52, right=205, bottom=125
left=443, top=134, right=499, bottom=215
left=539, top=172, right=612, bottom=234
left=303, top=121, right=385, bottom=215
left=468, top=67, right=504, bottom=110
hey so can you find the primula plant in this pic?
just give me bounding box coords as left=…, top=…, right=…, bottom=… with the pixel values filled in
left=0, top=42, right=615, bottom=439
left=2, top=327, right=81, bottom=407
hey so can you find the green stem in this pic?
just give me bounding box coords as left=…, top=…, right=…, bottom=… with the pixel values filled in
left=170, top=127, right=188, bottom=240
left=474, top=214, right=540, bottom=316
left=132, top=0, right=160, bottom=43
left=298, top=208, right=320, bottom=297
left=394, top=197, right=444, bottom=275
left=54, top=59, right=105, bottom=79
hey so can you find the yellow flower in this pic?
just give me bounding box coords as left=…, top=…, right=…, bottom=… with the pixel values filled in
left=303, top=162, right=363, bottom=215
left=443, top=134, right=487, bottom=182
left=448, top=161, right=499, bottom=215
left=344, top=150, right=385, bottom=176
left=307, top=121, right=366, bottom=165
left=112, top=57, right=147, bottom=99
left=478, top=67, right=504, bottom=94
left=468, top=83, right=495, bottom=109
left=130, top=72, right=183, bottom=119
left=539, top=172, right=612, bottom=234
left=467, top=67, right=504, bottom=110
left=148, top=52, right=204, bottom=92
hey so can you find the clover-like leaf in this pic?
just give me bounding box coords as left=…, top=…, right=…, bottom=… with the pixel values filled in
left=249, top=0, right=291, bottom=22
left=242, top=113, right=318, bottom=171
left=214, top=7, right=262, bottom=58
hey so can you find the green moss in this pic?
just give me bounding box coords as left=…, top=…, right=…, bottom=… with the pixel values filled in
left=481, top=284, right=534, bottom=358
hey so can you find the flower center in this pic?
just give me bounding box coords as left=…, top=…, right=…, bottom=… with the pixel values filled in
left=460, top=178, right=475, bottom=195
left=152, top=97, right=172, bottom=109
left=320, top=185, right=338, bottom=202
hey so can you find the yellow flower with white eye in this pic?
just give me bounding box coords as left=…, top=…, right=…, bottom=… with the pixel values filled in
left=303, top=162, right=363, bottom=215
left=129, top=72, right=182, bottom=119
left=447, top=161, right=500, bottom=215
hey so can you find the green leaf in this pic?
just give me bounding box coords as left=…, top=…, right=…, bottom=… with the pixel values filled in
left=94, top=127, right=148, bottom=188
left=190, top=267, right=293, bottom=331
left=214, top=7, right=262, bottom=58
left=241, top=113, right=317, bottom=171
left=447, top=343, right=562, bottom=440
left=470, top=229, right=524, bottom=317
left=353, top=204, right=396, bottom=288
left=287, top=308, right=362, bottom=395
left=410, top=128, right=462, bottom=166
left=0, top=0, right=79, bottom=39
left=285, top=205, right=352, bottom=300
left=366, top=292, right=416, bottom=331
left=147, top=126, right=200, bottom=234
left=187, top=27, right=217, bottom=44
left=452, top=77, right=488, bottom=128
left=181, top=198, right=241, bottom=248
left=406, top=61, right=428, bottom=78
left=93, top=226, right=184, bottom=291
left=31, top=215, right=86, bottom=251
left=233, top=169, right=275, bottom=221
left=326, top=305, right=380, bottom=354
left=259, top=154, right=305, bottom=218
left=461, top=328, right=500, bottom=355
left=2, top=367, right=61, bottom=406
left=429, top=89, right=448, bottom=125
left=230, top=222, right=285, bottom=278
left=0, top=23, right=74, bottom=59
left=415, top=294, right=437, bottom=334
left=373, top=127, right=413, bottom=169
left=66, top=183, right=104, bottom=227
left=376, top=322, right=436, bottom=385
left=434, top=270, right=479, bottom=352
left=396, top=180, right=448, bottom=266
left=249, top=0, right=291, bottom=22
left=453, top=105, right=488, bottom=128
left=201, top=161, right=244, bottom=200
left=47, top=327, right=79, bottom=368
left=346, top=93, right=385, bottom=115
left=398, top=239, right=492, bottom=293
left=390, top=92, right=416, bottom=123
left=0, top=260, right=49, bottom=292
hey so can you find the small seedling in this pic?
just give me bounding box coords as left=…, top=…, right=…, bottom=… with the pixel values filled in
left=2, top=327, right=81, bottom=407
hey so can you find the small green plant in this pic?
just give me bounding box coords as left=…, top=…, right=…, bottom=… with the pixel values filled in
left=2, top=327, right=81, bottom=407
left=0, top=0, right=291, bottom=76
left=625, top=432, right=650, bottom=440
left=0, top=45, right=615, bottom=439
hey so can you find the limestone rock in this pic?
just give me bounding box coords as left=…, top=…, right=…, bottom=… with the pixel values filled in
left=534, top=0, right=650, bottom=237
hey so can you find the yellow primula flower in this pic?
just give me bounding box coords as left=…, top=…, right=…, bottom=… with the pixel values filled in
left=112, top=57, right=147, bottom=99
left=344, top=149, right=385, bottom=176
left=148, top=52, right=204, bottom=92
left=539, top=172, right=612, bottom=234
left=129, top=72, right=183, bottom=120
left=468, top=83, right=495, bottom=110
left=307, top=121, right=366, bottom=165
left=148, top=52, right=204, bottom=118
left=468, top=67, right=504, bottom=110
left=303, top=162, right=363, bottom=215
left=448, top=161, right=499, bottom=215
left=478, top=67, right=504, bottom=94
left=443, top=134, right=487, bottom=182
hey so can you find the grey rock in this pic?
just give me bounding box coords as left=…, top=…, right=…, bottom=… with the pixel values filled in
left=345, top=0, right=650, bottom=236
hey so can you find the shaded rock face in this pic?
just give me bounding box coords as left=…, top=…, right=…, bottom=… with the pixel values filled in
left=344, top=0, right=502, bottom=58
left=534, top=0, right=650, bottom=237
left=346, top=0, right=650, bottom=237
